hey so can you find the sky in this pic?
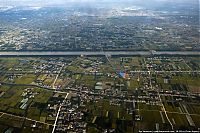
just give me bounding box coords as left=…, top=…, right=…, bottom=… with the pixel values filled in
left=0, top=0, right=198, bottom=7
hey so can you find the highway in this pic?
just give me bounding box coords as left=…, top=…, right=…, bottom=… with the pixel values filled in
left=0, top=51, right=199, bottom=56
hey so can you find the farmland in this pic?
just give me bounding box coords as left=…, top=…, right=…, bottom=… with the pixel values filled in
left=0, top=56, right=200, bottom=132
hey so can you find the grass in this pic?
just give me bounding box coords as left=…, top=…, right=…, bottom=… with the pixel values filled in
left=138, top=110, right=171, bottom=131
left=139, top=110, right=162, bottom=123
left=37, top=74, right=47, bottom=81
left=163, top=102, right=182, bottom=113
left=0, top=58, right=19, bottom=68
left=128, top=80, right=139, bottom=90
left=43, top=78, right=54, bottom=86
left=33, top=89, right=53, bottom=103
left=160, top=83, right=171, bottom=91
left=54, top=79, right=63, bottom=86
left=87, top=127, right=101, bottom=133
left=67, top=65, right=84, bottom=73
left=187, top=79, right=200, bottom=86
left=78, top=75, right=96, bottom=88
left=22, top=119, right=53, bottom=133
left=171, top=76, right=200, bottom=86
left=15, top=74, right=36, bottom=84
left=40, top=117, right=46, bottom=123
left=100, top=65, right=115, bottom=73
left=0, top=114, right=24, bottom=128
left=86, top=99, right=131, bottom=120
left=138, top=103, right=161, bottom=111
left=190, top=115, right=200, bottom=128
left=188, top=85, right=200, bottom=94
left=188, top=104, right=200, bottom=115
left=0, top=85, right=10, bottom=92
left=27, top=108, right=40, bottom=121
left=167, top=113, right=190, bottom=130
left=0, top=86, right=24, bottom=109
left=153, top=60, right=162, bottom=65
left=156, top=77, right=164, bottom=84
left=75, top=74, right=81, bottom=80
left=7, top=108, right=25, bottom=116
left=131, top=57, right=140, bottom=66
left=96, top=76, right=114, bottom=83
left=0, top=86, right=52, bottom=122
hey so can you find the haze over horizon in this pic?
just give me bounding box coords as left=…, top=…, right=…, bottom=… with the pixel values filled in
left=0, top=0, right=198, bottom=7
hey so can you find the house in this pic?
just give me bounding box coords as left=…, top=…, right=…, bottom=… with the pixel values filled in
left=164, top=76, right=171, bottom=84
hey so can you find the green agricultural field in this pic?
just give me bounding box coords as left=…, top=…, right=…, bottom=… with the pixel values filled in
left=7, top=108, right=25, bottom=116
left=137, top=110, right=171, bottom=131
left=0, top=58, right=19, bottom=68
left=128, top=80, right=139, bottom=90
left=0, top=57, right=199, bottom=132
left=153, top=60, right=162, bottom=65
left=33, top=88, right=53, bottom=103
left=37, top=74, right=47, bottom=81
left=95, top=76, right=114, bottom=83
left=86, top=99, right=131, bottom=120
left=167, top=113, right=192, bottom=130
left=43, top=78, right=54, bottom=86
left=27, top=108, right=41, bottom=121
left=131, top=57, right=141, bottom=66
left=77, top=75, right=96, bottom=88
left=86, top=99, right=133, bottom=133
left=190, top=115, right=200, bottom=128
left=187, top=104, right=200, bottom=115
left=67, top=65, right=84, bottom=73
left=22, top=119, right=53, bottom=133
left=0, top=86, right=24, bottom=110
left=100, top=65, right=115, bottom=73
left=0, top=85, right=10, bottom=92
left=15, top=74, right=36, bottom=84
left=138, top=103, right=161, bottom=111
left=0, top=114, right=24, bottom=128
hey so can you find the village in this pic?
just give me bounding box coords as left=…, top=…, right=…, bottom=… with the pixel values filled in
left=0, top=56, right=200, bottom=132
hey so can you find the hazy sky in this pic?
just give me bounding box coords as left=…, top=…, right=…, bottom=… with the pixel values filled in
left=0, top=0, right=198, bottom=6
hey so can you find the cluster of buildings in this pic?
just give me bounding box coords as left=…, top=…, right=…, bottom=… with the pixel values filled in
left=46, top=92, right=87, bottom=132
left=20, top=88, right=38, bottom=110
left=0, top=5, right=198, bottom=51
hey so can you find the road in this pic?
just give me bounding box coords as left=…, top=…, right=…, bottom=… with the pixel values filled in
left=0, top=111, right=53, bottom=126
left=144, top=58, right=174, bottom=130
left=0, top=51, right=199, bottom=56
left=52, top=93, right=69, bottom=133
left=52, top=64, right=65, bottom=89
left=0, top=81, right=68, bottom=94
